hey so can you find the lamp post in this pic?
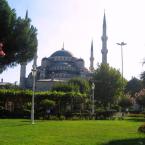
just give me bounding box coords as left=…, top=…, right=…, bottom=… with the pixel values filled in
left=91, top=82, right=95, bottom=117
left=31, top=64, right=37, bottom=124
left=116, top=42, right=127, bottom=92
left=31, top=52, right=37, bottom=124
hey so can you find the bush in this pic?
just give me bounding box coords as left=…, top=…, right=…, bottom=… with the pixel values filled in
left=138, top=124, right=145, bottom=133
left=59, top=115, right=66, bottom=120
left=49, top=115, right=59, bottom=120
left=127, top=114, right=145, bottom=117
left=71, top=116, right=80, bottom=120
left=95, top=108, right=117, bottom=120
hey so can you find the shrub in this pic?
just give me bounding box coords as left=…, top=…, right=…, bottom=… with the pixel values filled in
left=71, top=116, right=80, bottom=120
left=59, top=115, right=66, bottom=120
left=127, top=114, right=145, bottom=117
left=95, top=108, right=117, bottom=120
left=138, top=124, right=145, bottom=133
left=49, top=115, right=59, bottom=120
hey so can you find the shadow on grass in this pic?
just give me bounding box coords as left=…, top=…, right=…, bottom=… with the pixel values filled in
left=125, top=117, right=145, bottom=122
left=20, top=120, right=31, bottom=123
left=103, top=138, right=145, bottom=145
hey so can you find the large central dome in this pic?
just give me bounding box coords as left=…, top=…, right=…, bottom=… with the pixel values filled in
left=51, top=49, right=73, bottom=57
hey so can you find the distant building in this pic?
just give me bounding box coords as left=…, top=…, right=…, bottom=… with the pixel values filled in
left=19, top=12, right=108, bottom=91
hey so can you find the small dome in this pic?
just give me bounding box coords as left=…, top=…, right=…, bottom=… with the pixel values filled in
left=51, top=49, right=73, bottom=57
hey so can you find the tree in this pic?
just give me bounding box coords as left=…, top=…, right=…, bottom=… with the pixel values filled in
left=135, top=89, right=145, bottom=109
left=68, top=77, right=90, bottom=94
left=125, top=77, right=142, bottom=97
left=93, top=64, right=124, bottom=107
left=118, top=94, right=133, bottom=110
left=0, top=0, right=37, bottom=73
left=52, top=83, right=79, bottom=92
left=140, top=71, right=145, bottom=87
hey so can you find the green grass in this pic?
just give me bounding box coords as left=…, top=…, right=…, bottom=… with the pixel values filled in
left=0, top=118, right=145, bottom=145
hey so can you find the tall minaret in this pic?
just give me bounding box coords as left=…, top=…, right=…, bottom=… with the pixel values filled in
left=101, top=12, right=108, bottom=64
left=89, top=40, right=94, bottom=72
left=19, top=10, right=29, bottom=89
left=20, top=62, right=26, bottom=88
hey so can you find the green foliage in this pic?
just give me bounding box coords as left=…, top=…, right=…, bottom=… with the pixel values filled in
left=0, top=0, right=16, bottom=39
left=0, top=89, right=87, bottom=118
left=0, top=89, right=32, bottom=98
left=0, top=89, right=86, bottom=101
left=93, top=64, right=123, bottom=107
left=128, top=114, right=145, bottom=117
left=118, top=94, right=133, bottom=109
left=40, top=99, right=55, bottom=109
left=138, top=123, right=145, bottom=133
left=140, top=71, right=145, bottom=87
left=0, top=0, right=38, bottom=73
left=135, top=89, right=145, bottom=107
left=68, top=77, right=90, bottom=94
left=95, top=108, right=117, bottom=120
left=52, top=83, right=79, bottom=92
left=125, top=77, right=143, bottom=97
left=38, top=99, right=56, bottom=119
left=12, top=16, right=37, bottom=64
left=22, top=102, right=31, bottom=114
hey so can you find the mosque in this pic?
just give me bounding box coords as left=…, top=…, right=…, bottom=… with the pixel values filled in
left=19, top=13, right=108, bottom=91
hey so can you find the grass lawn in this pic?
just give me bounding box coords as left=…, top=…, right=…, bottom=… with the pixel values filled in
left=0, top=118, right=145, bottom=145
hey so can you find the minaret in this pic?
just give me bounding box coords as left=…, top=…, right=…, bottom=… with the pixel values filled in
left=33, top=52, right=37, bottom=69
left=101, top=12, right=108, bottom=64
left=19, top=11, right=28, bottom=89
left=62, top=42, right=64, bottom=50
left=89, top=40, right=94, bottom=72
left=20, top=62, right=26, bottom=88
left=25, top=10, right=28, bottom=20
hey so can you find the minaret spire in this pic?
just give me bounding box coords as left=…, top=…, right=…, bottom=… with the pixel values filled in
left=89, top=40, right=94, bottom=72
left=62, top=42, right=64, bottom=50
left=25, top=10, right=28, bottom=20
left=101, top=11, right=108, bottom=64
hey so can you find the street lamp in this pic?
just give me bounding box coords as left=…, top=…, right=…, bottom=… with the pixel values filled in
left=31, top=64, right=37, bottom=124
left=116, top=42, right=127, bottom=92
left=91, top=82, right=95, bottom=117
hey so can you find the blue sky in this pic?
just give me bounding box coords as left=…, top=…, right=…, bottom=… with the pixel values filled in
left=1, top=0, right=145, bottom=83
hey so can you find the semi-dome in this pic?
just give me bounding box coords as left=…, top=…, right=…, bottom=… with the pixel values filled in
left=50, top=49, right=73, bottom=57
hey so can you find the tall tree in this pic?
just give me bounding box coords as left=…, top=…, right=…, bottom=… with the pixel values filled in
left=125, top=77, right=142, bottom=97
left=93, top=64, right=123, bottom=107
left=0, top=0, right=37, bottom=73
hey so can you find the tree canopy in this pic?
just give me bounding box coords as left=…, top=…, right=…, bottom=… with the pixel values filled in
left=93, top=64, right=124, bottom=107
left=51, top=83, right=79, bottom=93
left=125, top=77, right=142, bottom=97
left=0, top=0, right=38, bottom=73
left=135, top=88, right=145, bottom=108
left=68, top=77, right=90, bottom=94
left=140, top=71, right=145, bottom=87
